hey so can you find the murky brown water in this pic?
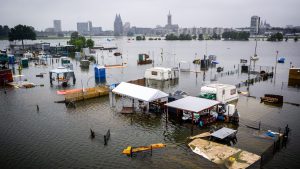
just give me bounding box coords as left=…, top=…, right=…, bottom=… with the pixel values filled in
left=0, top=37, right=300, bottom=168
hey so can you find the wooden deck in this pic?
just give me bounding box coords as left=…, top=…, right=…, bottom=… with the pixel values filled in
left=65, top=86, right=109, bottom=102
left=189, top=138, right=260, bottom=169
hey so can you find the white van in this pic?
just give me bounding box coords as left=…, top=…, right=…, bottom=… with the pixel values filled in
left=144, top=67, right=179, bottom=81
left=200, top=83, right=239, bottom=103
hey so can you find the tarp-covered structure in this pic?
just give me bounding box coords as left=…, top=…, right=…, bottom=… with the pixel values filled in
left=112, top=82, right=168, bottom=102
left=49, top=67, right=76, bottom=86
left=211, top=127, right=237, bottom=140
left=165, top=96, right=220, bottom=113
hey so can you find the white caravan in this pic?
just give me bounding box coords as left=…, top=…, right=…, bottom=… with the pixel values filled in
left=144, top=67, right=179, bottom=81
left=200, top=83, right=239, bottom=103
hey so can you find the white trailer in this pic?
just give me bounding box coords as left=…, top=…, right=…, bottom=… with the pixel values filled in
left=144, top=67, right=179, bottom=81
left=200, top=83, right=239, bottom=103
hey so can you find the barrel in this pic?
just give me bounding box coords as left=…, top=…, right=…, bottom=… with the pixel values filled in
left=21, top=58, right=29, bottom=68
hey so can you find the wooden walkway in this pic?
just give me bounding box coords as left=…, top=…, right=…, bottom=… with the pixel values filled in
left=65, top=86, right=109, bottom=102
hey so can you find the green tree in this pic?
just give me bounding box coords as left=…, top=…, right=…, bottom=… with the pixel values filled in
left=71, top=31, right=79, bottom=39
left=165, top=34, right=178, bottom=40
left=0, top=25, right=10, bottom=38
left=267, top=32, right=284, bottom=41
left=222, top=31, right=249, bottom=40
left=86, top=39, right=94, bottom=48
left=294, top=36, right=298, bottom=42
left=198, top=34, right=204, bottom=40
left=136, top=35, right=146, bottom=40
left=68, top=31, right=87, bottom=51
left=8, top=24, right=36, bottom=49
left=192, top=35, right=197, bottom=40
left=212, top=33, right=221, bottom=40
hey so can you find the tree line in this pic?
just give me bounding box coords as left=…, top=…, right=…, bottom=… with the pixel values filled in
left=222, top=31, right=250, bottom=40
left=0, top=25, right=10, bottom=38
left=165, top=33, right=192, bottom=40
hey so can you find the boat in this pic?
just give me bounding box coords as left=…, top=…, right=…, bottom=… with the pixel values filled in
left=80, top=59, right=90, bottom=68
left=137, top=53, right=152, bottom=65
left=216, top=67, right=223, bottom=72
left=122, top=143, right=166, bottom=155
left=251, top=37, right=259, bottom=61
left=260, top=94, right=283, bottom=104
left=113, top=52, right=122, bottom=56
left=278, top=57, right=285, bottom=63
left=251, top=54, right=259, bottom=61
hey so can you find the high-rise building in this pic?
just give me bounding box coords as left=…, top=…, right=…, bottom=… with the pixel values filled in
left=165, top=11, right=179, bottom=33
left=88, top=21, right=93, bottom=32
left=114, top=14, right=123, bottom=36
left=123, top=22, right=131, bottom=35
left=77, top=22, right=89, bottom=35
left=167, top=11, right=172, bottom=26
left=53, top=20, right=62, bottom=32
left=250, top=16, right=260, bottom=35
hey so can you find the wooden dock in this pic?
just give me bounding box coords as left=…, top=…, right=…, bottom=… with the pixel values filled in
left=189, top=138, right=260, bottom=169
left=65, top=86, right=109, bottom=102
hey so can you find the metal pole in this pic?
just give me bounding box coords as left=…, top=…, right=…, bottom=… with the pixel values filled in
left=275, top=51, right=278, bottom=75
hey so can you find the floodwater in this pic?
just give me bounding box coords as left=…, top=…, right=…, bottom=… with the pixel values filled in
left=0, top=37, right=300, bottom=169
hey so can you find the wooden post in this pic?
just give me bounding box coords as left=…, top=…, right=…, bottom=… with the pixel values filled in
left=259, top=121, right=261, bottom=131
left=104, top=135, right=107, bottom=145
left=150, top=145, right=153, bottom=156
left=191, top=112, right=194, bottom=135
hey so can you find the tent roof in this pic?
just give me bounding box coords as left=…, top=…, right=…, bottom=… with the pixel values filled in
left=211, top=127, right=237, bottom=139
left=50, top=67, right=74, bottom=74
left=165, top=96, right=220, bottom=113
left=112, top=82, right=168, bottom=102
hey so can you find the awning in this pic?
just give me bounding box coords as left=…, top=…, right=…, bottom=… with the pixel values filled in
left=50, top=67, right=74, bottom=74
left=112, top=82, right=168, bottom=102
left=165, top=96, right=220, bottom=113
left=211, top=127, right=237, bottom=139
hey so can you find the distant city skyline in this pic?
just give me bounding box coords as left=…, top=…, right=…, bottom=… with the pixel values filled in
left=1, top=0, right=300, bottom=31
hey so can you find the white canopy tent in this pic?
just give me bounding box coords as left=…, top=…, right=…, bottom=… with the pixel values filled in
left=165, top=96, right=220, bottom=113
left=112, top=82, right=168, bottom=102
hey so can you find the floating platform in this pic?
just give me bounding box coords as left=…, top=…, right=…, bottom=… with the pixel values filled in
left=189, top=138, right=260, bottom=169
left=104, top=64, right=126, bottom=69
left=122, top=143, right=166, bottom=155
left=65, top=86, right=109, bottom=102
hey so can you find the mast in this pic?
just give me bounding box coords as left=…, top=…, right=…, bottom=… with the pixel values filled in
left=254, top=36, right=258, bottom=56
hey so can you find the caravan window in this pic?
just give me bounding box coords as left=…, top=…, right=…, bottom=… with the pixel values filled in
left=230, top=89, right=236, bottom=95
left=151, top=71, right=158, bottom=75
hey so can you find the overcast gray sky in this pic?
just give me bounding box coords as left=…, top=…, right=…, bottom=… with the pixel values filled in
left=1, top=0, right=299, bottom=31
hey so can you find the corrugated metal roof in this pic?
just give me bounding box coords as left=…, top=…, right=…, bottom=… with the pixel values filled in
left=165, top=96, right=220, bottom=113
left=211, top=127, right=237, bottom=139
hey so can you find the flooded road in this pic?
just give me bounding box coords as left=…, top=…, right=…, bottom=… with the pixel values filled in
left=0, top=38, right=300, bottom=168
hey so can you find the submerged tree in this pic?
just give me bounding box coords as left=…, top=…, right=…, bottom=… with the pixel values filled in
left=267, top=32, right=284, bottom=41
left=68, top=31, right=94, bottom=52
left=198, top=34, right=204, bottom=40
left=86, top=39, right=94, bottom=48
left=294, top=36, right=298, bottom=42
left=9, top=25, right=36, bottom=49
